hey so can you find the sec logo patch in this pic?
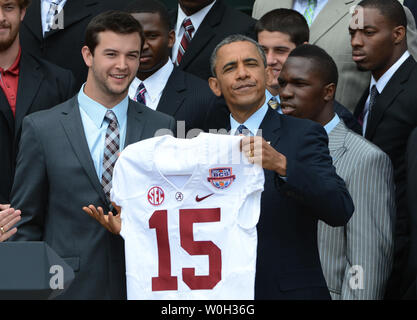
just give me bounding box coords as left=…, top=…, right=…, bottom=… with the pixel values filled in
left=148, top=186, right=165, bottom=206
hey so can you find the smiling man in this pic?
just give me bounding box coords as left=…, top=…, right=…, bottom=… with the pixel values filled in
left=207, top=34, right=354, bottom=299
left=10, top=11, right=176, bottom=299
left=349, top=0, right=417, bottom=299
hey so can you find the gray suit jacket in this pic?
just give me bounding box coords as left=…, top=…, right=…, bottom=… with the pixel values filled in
left=10, top=96, right=176, bottom=299
left=317, top=120, right=395, bottom=299
left=252, top=0, right=417, bottom=113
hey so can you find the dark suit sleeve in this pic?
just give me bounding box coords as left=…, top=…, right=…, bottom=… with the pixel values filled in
left=277, top=122, right=354, bottom=227
left=10, top=116, right=48, bottom=240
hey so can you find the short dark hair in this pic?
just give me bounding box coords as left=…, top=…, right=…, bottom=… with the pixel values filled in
left=357, top=0, right=407, bottom=28
left=85, top=10, right=144, bottom=55
left=210, top=34, right=267, bottom=77
left=124, top=0, right=172, bottom=31
left=288, top=44, right=339, bottom=88
left=17, top=0, right=31, bottom=9
left=255, top=9, right=309, bottom=46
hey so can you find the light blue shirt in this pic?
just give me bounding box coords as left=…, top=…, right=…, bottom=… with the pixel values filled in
left=230, top=100, right=269, bottom=136
left=324, top=114, right=340, bottom=135
left=265, top=89, right=283, bottom=114
left=78, top=84, right=128, bottom=180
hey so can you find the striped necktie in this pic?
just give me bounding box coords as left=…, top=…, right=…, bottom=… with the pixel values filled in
left=135, top=83, right=147, bottom=105
left=303, top=0, right=317, bottom=26
left=358, top=84, right=379, bottom=129
left=176, top=18, right=194, bottom=66
left=45, top=0, right=64, bottom=33
left=101, top=110, right=120, bottom=202
left=268, top=96, right=279, bottom=110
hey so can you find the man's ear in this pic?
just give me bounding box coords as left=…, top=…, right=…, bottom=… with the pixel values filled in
left=81, top=46, right=93, bottom=68
left=323, top=83, right=336, bottom=102
left=393, top=25, right=406, bottom=45
left=168, top=29, right=175, bottom=49
left=265, top=66, right=274, bottom=87
left=208, top=77, right=222, bottom=97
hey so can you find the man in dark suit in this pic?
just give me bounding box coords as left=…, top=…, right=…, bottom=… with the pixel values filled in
left=19, top=0, right=132, bottom=90
left=170, top=0, right=256, bottom=80
left=0, top=0, right=76, bottom=204
left=125, top=0, right=219, bottom=135
left=207, top=34, right=354, bottom=299
left=350, top=0, right=417, bottom=298
left=10, top=11, right=176, bottom=299
left=401, top=127, right=417, bottom=299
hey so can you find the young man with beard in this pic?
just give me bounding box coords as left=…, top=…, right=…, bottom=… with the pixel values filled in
left=350, top=0, right=417, bottom=299
left=125, top=0, right=219, bottom=135
left=278, top=44, right=395, bottom=299
left=0, top=0, right=75, bottom=204
left=10, top=11, right=176, bottom=299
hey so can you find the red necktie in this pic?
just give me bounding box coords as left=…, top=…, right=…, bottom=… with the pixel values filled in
left=176, top=18, right=194, bottom=66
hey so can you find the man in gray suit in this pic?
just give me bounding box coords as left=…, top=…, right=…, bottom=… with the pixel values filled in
left=278, top=44, right=395, bottom=299
left=10, top=11, right=176, bottom=299
left=252, top=0, right=417, bottom=113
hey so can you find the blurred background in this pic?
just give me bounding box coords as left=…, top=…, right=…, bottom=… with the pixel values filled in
left=160, top=0, right=255, bottom=16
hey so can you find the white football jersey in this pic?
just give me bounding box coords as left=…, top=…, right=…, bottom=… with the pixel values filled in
left=111, top=133, right=264, bottom=300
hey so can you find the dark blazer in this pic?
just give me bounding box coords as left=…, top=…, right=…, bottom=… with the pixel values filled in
left=405, top=0, right=417, bottom=25
left=208, top=107, right=354, bottom=299
left=354, top=55, right=417, bottom=298
left=157, top=67, right=221, bottom=134
left=20, top=0, right=131, bottom=90
left=170, top=0, right=256, bottom=80
left=10, top=97, right=176, bottom=299
left=401, top=127, right=417, bottom=299
left=0, top=51, right=75, bottom=203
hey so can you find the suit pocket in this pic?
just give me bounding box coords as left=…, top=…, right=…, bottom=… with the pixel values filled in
left=278, top=268, right=327, bottom=291
left=63, top=257, right=80, bottom=272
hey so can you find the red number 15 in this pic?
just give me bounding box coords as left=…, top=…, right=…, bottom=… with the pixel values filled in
left=149, top=208, right=221, bottom=291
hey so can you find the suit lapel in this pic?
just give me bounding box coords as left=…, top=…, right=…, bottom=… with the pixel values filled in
left=44, top=0, right=98, bottom=39
left=125, top=100, right=146, bottom=146
left=22, top=0, right=43, bottom=42
left=0, top=90, right=14, bottom=135
left=157, top=68, right=185, bottom=117
left=258, top=108, right=281, bottom=148
left=365, top=56, right=415, bottom=140
left=328, top=121, right=348, bottom=165
left=310, top=0, right=355, bottom=44
left=59, top=96, right=108, bottom=205
left=178, top=0, right=224, bottom=70
left=15, top=52, right=44, bottom=140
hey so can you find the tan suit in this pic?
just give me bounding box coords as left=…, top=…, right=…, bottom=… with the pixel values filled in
left=252, top=0, right=417, bottom=112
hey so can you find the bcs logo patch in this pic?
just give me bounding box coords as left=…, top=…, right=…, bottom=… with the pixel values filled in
left=148, top=186, right=165, bottom=206
left=207, top=167, right=236, bottom=189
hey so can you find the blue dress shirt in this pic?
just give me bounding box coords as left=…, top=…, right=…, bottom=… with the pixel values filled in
left=78, top=84, right=128, bottom=180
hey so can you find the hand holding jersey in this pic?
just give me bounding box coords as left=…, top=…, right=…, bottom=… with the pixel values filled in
left=240, top=136, right=287, bottom=176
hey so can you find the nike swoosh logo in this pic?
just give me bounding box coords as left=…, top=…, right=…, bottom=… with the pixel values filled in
left=195, top=193, right=214, bottom=202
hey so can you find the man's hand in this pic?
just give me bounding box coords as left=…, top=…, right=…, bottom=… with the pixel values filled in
left=83, top=203, right=121, bottom=235
left=0, top=207, right=21, bottom=242
left=241, top=136, right=287, bottom=176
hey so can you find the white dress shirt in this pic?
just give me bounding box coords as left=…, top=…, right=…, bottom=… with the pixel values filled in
left=362, top=50, right=410, bottom=135
left=293, top=0, right=328, bottom=24
left=128, top=59, right=174, bottom=110
left=41, top=0, right=67, bottom=36
left=172, top=1, right=217, bottom=63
